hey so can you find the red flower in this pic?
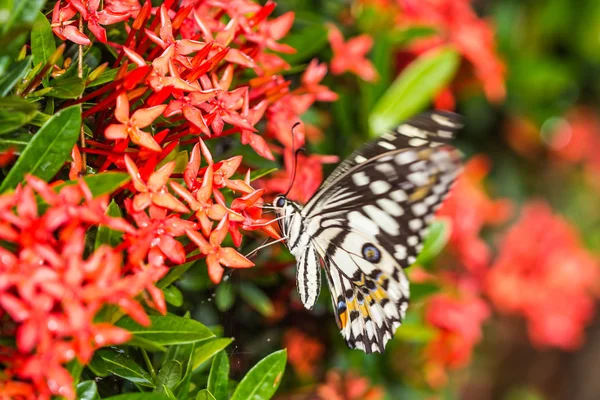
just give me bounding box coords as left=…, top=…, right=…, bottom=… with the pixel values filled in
left=51, top=2, right=91, bottom=45
left=70, top=0, right=129, bottom=43
left=124, top=155, right=190, bottom=214
left=486, top=202, right=599, bottom=350
left=105, top=93, right=167, bottom=152
left=327, top=24, right=378, bottom=82
left=164, top=89, right=217, bottom=136
left=186, top=215, right=254, bottom=283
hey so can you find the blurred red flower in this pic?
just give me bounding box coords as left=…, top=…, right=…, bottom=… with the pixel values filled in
left=316, top=369, right=385, bottom=400
left=486, top=202, right=599, bottom=350
left=283, top=328, right=324, bottom=377
left=424, top=292, right=490, bottom=388
left=548, top=107, right=600, bottom=191
left=437, top=155, right=512, bottom=278
left=327, top=24, right=378, bottom=82
left=397, top=0, right=506, bottom=102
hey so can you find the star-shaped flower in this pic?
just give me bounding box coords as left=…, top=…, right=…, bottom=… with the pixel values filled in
left=186, top=215, right=254, bottom=283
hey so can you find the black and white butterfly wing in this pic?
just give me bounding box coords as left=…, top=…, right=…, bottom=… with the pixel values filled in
left=300, top=111, right=463, bottom=353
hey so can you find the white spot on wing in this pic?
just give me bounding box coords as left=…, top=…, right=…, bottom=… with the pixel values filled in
left=352, top=171, right=370, bottom=186
left=394, top=244, right=407, bottom=259
left=409, top=138, right=428, bottom=147
left=390, top=189, right=407, bottom=202
left=432, top=114, right=457, bottom=127
left=348, top=211, right=380, bottom=236
left=395, top=150, right=418, bottom=165
left=407, top=171, right=429, bottom=186
left=409, top=219, right=423, bottom=231
left=363, top=205, right=400, bottom=235
left=370, top=181, right=391, bottom=195
left=375, top=162, right=396, bottom=177
left=407, top=236, right=418, bottom=246
left=412, top=203, right=427, bottom=216
left=376, top=198, right=403, bottom=217
left=355, top=155, right=367, bottom=163
left=378, top=141, right=396, bottom=150
left=398, top=124, right=427, bottom=138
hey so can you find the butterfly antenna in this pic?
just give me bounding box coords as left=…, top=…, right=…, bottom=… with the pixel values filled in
left=284, top=122, right=304, bottom=197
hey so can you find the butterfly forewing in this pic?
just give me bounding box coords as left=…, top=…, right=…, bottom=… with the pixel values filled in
left=278, top=111, right=464, bottom=353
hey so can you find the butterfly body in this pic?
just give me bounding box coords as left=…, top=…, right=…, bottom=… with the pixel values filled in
left=273, top=111, right=463, bottom=353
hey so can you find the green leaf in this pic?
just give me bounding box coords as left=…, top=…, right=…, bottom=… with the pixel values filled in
left=116, top=315, right=215, bottom=346
left=415, top=220, right=450, bottom=266
left=66, top=358, right=83, bottom=382
left=97, top=349, right=155, bottom=387
left=0, top=133, right=32, bottom=153
left=88, top=352, right=109, bottom=377
left=239, top=283, right=274, bottom=317
left=163, top=285, right=183, bottom=307
left=409, top=282, right=439, bottom=302
left=76, top=381, right=101, bottom=400
left=30, top=12, right=56, bottom=67
left=230, top=349, right=286, bottom=400
left=173, top=343, right=195, bottom=400
left=215, top=281, right=235, bottom=312
left=53, top=172, right=131, bottom=198
left=48, top=75, right=85, bottom=99
left=1, top=0, right=43, bottom=34
left=196, top=390, right=217, bottom=400
left=191, top=338, right=233, bottom=370
left=0, top=0, right=45, bottom=57
left=0, top=109, right=34, bottom=134
left=0, top=57, right=30, bottom=96
left=156, top=360, right=182, bottom=391
left=157, top=261, right=194, bottom=289
left=207, top=351, right=230, bottom=400
left=0, top=105, right=81, bottom=192
left=369, top=47, right=459, bottom=136
left=104, top=394, right=171, bottom=400
left=95, top=200, right=123, bottom=249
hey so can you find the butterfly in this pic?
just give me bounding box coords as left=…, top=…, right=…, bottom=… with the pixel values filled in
left=271, top=111, right=464, bottom=353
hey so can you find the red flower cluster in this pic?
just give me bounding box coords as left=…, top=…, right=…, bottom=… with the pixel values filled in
left=486, top=202, right=599, bottom=350
left=53, top=0, right=337, bottom=201
left=0, top=177, right=162, bottom=400
left=397, top=0, right=506, bottom=103
left=424, top=292, right=490, bottom=388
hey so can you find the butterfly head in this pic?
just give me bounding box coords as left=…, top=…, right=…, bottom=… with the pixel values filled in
left=272, top=195, right=302, bottom=240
